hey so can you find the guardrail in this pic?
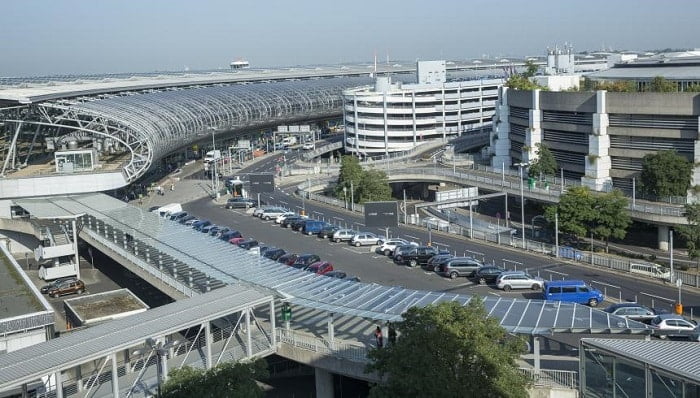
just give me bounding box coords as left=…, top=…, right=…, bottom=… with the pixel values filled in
left=276, top=328, right=369, bottom=363
left=518, top=367, right=578, bottom=390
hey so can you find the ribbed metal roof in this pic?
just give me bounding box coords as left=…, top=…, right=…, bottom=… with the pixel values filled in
left=14, top=194, right=652, bottom=336
left=0, top=285, right=271, bottom=390
left=588, top=65, right=700, bottom=80
left=581, top=338, right=700, bottom=383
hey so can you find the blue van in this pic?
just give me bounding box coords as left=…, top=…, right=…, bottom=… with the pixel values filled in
left=542, top=280, right=604, bottom=307
left=301, top=220, right=327, bottom=236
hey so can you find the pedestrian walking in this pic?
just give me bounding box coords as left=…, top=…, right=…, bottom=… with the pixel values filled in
left=388, top=324, right=397, bottom=346
left=374, top=326, right=384, bottom=348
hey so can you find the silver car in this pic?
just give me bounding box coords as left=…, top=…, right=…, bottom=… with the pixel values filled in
left=350, top=232, right=383, bottom=247
left=496, top=271, right=544, bottom=291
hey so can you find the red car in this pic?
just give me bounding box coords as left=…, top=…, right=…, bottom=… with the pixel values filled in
left=307, top=261, right=334, bottom=275
left=229, top=237, right=245, bottom=245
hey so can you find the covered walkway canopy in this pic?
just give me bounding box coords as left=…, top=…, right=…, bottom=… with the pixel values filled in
left=13, top=193, right=652, bottom=336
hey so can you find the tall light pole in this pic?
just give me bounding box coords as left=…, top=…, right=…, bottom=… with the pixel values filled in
left=515, top=162, right=527, bottom=249
left=211, top=129, right=219, bottom=197
left=350, top=180, right=354, bottom=212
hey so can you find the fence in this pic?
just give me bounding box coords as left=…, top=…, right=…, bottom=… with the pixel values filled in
left=518, top=367, right=578, bottom=390
left=276, top=328, right=369, bottom=363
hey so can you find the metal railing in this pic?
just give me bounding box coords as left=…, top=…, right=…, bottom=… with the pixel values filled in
left=518, top=367, right=578, bottom=390
left=276, top=328, right=369, bottom=363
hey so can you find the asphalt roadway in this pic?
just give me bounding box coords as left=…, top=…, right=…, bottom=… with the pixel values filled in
left=181, top=150, right=700, bottom=316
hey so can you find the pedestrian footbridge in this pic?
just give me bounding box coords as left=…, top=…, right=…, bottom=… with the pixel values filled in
left=0, top=193, right=652, bottom=397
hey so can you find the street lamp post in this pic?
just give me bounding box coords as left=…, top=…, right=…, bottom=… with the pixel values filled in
left=211, top=129, right=219, bottom=197
left=350, top=180, right=354, bottom=212
left=343, top=186, right=347, bottom=210
left=515, top=162, right=527, bottom=249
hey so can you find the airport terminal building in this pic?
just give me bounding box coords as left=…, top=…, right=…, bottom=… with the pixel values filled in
left=342, top=61, right=503, bottom=155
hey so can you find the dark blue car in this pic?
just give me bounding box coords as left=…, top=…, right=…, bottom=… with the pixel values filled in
left=192, top=220, right=211, bottom=231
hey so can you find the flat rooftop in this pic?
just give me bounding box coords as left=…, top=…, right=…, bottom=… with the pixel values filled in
left=65, top=288, right=148, bottom=325
left=0, top=250, right=46, bottom=318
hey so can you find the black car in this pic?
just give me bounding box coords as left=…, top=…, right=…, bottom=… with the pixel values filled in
left=263, top=248, right=287, bottom=261
left=291, top=254, right=321, bottom=268
left=219, top=230, right=242, bottom=241
left=281, top=216, right=305, bottom=228
left=603, top=303, right=658, bottom=323
left=178, top=215, right=196, bottom=224
left=317, top=225, right=339, bottom=239
left=474, top=266, right=506, bottom=284
left=236, top=239, right=259, bottom=250
left=423, top=254, right=453, bottom=271
left=289, top=218, right=308, bottom=231
left=325, top=271, right=361, bottom=282
left=392, top=244, right=418, bottom=262
left=399, top=246, right=447, bottom=267
left=226, top=197, right=256, bottom=209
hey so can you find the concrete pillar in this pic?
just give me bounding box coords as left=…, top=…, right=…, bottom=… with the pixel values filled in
left=270, top=301, right=277, bottom=347
left=523, top=90, right=542, bottom=165
left=21, top=384, right=28, bottom=398
left=327, top=312, right=335, bottom=350
left=582, top=90, right=613, bottom=191
left=658, top=225, right=669, bottom=251
left=688, top=118, right=700, bottom=203
left=314, top=368, right=334, bottom=398
left=204, top=321, right=213, bottom=369
left=124, top=349, right=132, bottom=374
left=111, top=353, right=119, bottom=398
left=491, top=86, right=512, bottom=168
left=54, top=370, right=63, bottom=398
left=75, top=364, right=83, bottom=391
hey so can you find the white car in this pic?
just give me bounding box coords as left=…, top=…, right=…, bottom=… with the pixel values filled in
left=495, top=271, right=544, bottom=291
left=650, top=314, right=699, bottom=340
left=350, top=232, right=383, bottom=247
left=252, top=205, right=274, bottom=217
left=275, top=212, right=297, bottom=224
left=302, top=142, right=315, bottom=150
left=259, top=207, right=289, bottom=221
left=376, top=238, right=417, bottom=256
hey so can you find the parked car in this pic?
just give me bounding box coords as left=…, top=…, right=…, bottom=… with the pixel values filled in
left=47, top=279, right=86, bottom=298
left=192, top=220, right=211, bottom=231
left=277, top=253, right=299, bottom=266
left=229, top=237, right=246, bottom=245
left=332, top=229, right=356, bottom=243
left=200, top=224, right=219, bottom=233
left=325, top=271, right=361, bottom=282
left=603, top=303, right=658, bottom=323
left=263, top=248, right=287, bottom=261
left=282, top=216, right=307, bottom=229
left=423, top=254, right=453, bottom=272
left=307, top=261, right=334, bottom=275
left=252, top=205, right=274, bottom=217
left=275, top=212, right=297, bottom=224
left=40, top=277, right=78, bottom=294
left=317, top=225, right=340, bottom=239
left=436, top=257, right=483, bottom=279
left=180, top=216, right=197, bottom=225
left=225, top=197, right=256, bottom=209
left=650, top=314, right=699, bottom=340
left=301, top=220, right=328, bottom=236
left=236, top=239, right=259, bottom=250
left=392, top=244, right=417, bottom=262
left=291, top=254, right=321, bottom=269
left=259, top=207, right=289, bottom=221
left=350, top=232, right=383, bottom=247
left=496, top=271, right=544, bottom=291
left=399, top=246, right=442, bottom=267
left=473, top=266, right=506, bottom=285
left=376, top=238, right=416, bottom=256
left=168, top=211, right=188, bottom=221
left=209, top=226, right=230, bottom=236
left=542, top=280, right=604, bottom=307
left=220, top=230, right=242, bottom=241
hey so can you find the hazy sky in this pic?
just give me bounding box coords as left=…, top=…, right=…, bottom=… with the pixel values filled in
left=2, top=0, right=699, bottom=76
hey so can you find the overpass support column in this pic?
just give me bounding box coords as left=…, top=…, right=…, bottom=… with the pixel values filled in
left=582, top=90, right=613, bottom=191
left=270, top=300, right=277, bottom=347
left=532, top=336, right=541, bottom=375
left=658, top=225, right=669, bottom=252
left=111, top=353, right=119, bottom=398
left=327, top=312, right=334, bottom=350
left=314, top=368, right=334, bottom=398
left=491, top=87, right=512, bottom=168
left=245, top=308, right=252, bottom=358
left=204, top=321, right=213, bottom=369
left=54, top=370, right=63, bottom=398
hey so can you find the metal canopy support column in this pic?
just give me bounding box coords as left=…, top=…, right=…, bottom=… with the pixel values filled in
left=1, top=121, right=22, bottom=176
left=245, top=308, right=252, bottom=358
left=54, top=370, right=63, bottom=398
left=111, top=353, right=119, bottom=397
left=269, top=301, right=276, bottom=347
left=204, top=321, right=213, bottom=369
left=533, top=336, right=541, bottom=375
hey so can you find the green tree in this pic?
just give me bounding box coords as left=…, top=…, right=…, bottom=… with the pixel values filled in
left=335, top=155, right=363, bottom=200
left=523, top=60, right=538, bottom=78
left=647, top=76, right=677, bottom=92
left=677, top=203, right=700, bottom=262
left=505, top=75, right=547, bottom=91
left=640, top=150, right=692, bottom=198
left=527, top=143, right=558, bottom=179
left=545, top=186, right=631, bottom=252
left=366, top=300, right=529, bottom=398
left=161, top=359, right=268, bottom=398
left=357, top=169, right=393, bottom=203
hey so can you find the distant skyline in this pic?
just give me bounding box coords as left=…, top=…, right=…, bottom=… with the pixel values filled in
left=2, top=0, right=699, bottom=76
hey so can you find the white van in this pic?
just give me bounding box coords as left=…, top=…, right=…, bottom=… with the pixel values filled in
left=155, top=203, right=183, bottom=218
left=630, top=263, right=671, bottom=281
left=204, top=150, right=222, bottom=163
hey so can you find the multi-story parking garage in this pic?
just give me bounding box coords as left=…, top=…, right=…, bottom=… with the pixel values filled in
left=343, top=61, right=503, bottom=155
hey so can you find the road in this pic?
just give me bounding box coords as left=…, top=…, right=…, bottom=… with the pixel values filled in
left=181, top=150, right=700, bottom=316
